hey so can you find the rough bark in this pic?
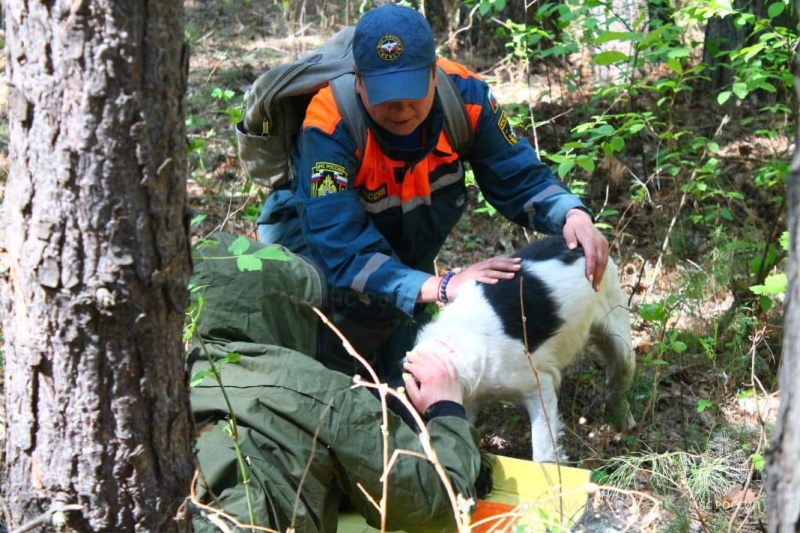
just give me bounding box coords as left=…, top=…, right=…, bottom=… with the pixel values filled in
left=0, top=1, right=194, bottom=531
left=765, top=5, right=800, bottom=529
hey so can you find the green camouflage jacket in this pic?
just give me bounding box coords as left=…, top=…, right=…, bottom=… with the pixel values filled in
left=188, top=233, right=480, bottom=532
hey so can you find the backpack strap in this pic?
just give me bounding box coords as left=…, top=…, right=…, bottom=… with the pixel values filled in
left=330, top=73, right=368, bottom=156
left=435, top=65, right=474, bottom=158
left=330, top=66, right=474, bottom=161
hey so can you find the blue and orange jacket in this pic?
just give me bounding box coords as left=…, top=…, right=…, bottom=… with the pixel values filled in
left=287, top=58, right=588, bottom=316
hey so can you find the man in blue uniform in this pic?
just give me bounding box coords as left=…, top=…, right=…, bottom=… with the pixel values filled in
left=256, top=4, right=609, bottom=381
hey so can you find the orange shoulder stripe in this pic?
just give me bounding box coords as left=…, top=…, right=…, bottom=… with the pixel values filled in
left=437, top=59, right=483, bottom=131
left=465, top=103, right=482, bottom=131
left=303, top=86, right=341, bottom=135
left=436, top=57, right=484, bottom=82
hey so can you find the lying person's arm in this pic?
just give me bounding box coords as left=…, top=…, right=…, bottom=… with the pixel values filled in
left=191, top=342, right=479, bottom=532
left=332, top=349, right=480, bottom=531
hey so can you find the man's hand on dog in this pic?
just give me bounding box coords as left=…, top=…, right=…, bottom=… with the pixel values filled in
left=563, top=208, right=609, bottom=291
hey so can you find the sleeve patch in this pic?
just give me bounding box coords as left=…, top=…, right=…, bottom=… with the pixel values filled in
left=497, top=111, right=518, bottom=146
left=310, top=162, right=348, bottom=197
left=359, top=183, right=388, bottom=203
left=488, top=90, right=499, bottom=114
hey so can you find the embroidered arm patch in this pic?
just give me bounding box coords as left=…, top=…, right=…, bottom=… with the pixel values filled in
left=310, top=162, right=348, bottom=197
left=497, top=110, right=518, bottom=146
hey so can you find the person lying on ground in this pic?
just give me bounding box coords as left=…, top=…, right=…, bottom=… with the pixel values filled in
left=188, top=233, right=482, bottom=532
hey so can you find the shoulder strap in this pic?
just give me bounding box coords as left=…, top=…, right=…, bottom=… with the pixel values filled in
left=435, top=65, right=474, bottom=157
left=330, top=65, right=474, bottom=160
left=330, top=73, right=367, bottom=154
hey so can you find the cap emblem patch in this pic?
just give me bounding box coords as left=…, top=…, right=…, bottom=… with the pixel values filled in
left=376, top=35, right=403, bottom=60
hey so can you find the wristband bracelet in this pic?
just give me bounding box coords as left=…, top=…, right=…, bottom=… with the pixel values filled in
left=438, top=271, right=456, bottom=304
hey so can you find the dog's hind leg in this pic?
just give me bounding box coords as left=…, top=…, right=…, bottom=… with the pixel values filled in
left=591, top=288, right=636, bottom=431
left=524, top=372, right=564, bottom=462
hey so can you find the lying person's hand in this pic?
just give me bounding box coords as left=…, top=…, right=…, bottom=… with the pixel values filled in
left=403, top=347, right=463, bottom=414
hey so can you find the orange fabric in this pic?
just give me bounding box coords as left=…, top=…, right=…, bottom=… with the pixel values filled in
left=302, top=86, right=341, bottom=135
left=437, top=58, right=482, bottom=130
left=354, top=132, right=460, bottom=204
left=464, top=103, right=482, bottom=132
left=437, top=57, right=484, bottom=81
left=470, top=500, right=520, bottom=532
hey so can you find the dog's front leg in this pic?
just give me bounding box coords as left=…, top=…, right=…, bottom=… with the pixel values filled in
left=523, top=373, right=564, bottom=462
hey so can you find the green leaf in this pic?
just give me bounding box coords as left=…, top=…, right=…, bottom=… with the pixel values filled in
left=628, top=123, right=645, bottom=134
left=595, top=124, right=616, bottom=137
left=577, top=156, right=596, bottom=173
left=609, top=136, right=625, bottom=152
left=779, top=231, right=789, bottom=251
left=667, top=57, right=683, bottom=75
left=737, top=389, right=755, bottom=399
left=190, top=213, right=207, bottom=227
left=190, top=370, right=210, bottom=387
left=593, top=51, right=628, bottom=66
left=639, top=302, right=667, bottom=323
left=251, top=246, right=291, bottom=261
left=228, top=235, right=252, bottom=256
left=751, top=453, right=766, bottom=472
left=767, top=2, right=785, bottom=19
left=223, top=352, right=243, bottom=364
left=750, top=273, right=787, bottom=295
left=727, top=191, right=745, bottom=200
left=697, top=399, right=714, bottom=413
left=671, top=340, right=687, bottom=353
left=237, top=254, right=263, bottom=272
left=593, top=31, right=637, bottom=45
left=732, top=82, right=749, bottom=99
left=639, top=23, right=673, bottom=48
left=557, top=159, right=575, bottom=177
left=562, top=141, right=585, bottom=150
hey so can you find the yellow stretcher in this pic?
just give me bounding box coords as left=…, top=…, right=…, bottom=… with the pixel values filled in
left=337, top=454, right=592, bottom=532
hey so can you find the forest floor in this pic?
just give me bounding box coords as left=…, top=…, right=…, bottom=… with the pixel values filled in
left=0, top=1, right=792, bottom=532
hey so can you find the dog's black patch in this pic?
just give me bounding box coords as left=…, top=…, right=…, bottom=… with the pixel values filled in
left=513, top=236, right=583, bottom=264
left=479, top=237, right=575, bottom=351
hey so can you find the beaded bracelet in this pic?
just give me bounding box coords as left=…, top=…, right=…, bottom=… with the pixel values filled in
left=438, top=271, right=456, bottom=304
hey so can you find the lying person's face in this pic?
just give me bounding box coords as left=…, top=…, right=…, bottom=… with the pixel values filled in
left=356, top=70, right=436, bottom=136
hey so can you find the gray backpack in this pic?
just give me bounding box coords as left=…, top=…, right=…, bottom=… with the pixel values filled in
left=235, top=26, right=474, bottom=190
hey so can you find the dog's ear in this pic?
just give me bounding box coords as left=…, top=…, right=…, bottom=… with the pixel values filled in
left=475, top=453, right=495, bottom=499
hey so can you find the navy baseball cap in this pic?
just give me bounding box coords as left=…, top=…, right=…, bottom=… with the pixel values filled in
left=353, top=5, right=436, bottom=106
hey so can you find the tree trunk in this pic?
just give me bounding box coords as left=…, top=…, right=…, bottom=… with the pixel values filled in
left=0, top=1, right=194, bottom=531
left=766, top=5, right=800, bottom=528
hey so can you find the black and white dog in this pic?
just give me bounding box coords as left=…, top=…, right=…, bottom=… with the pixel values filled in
left=411, top=237, right=636, bottom=462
